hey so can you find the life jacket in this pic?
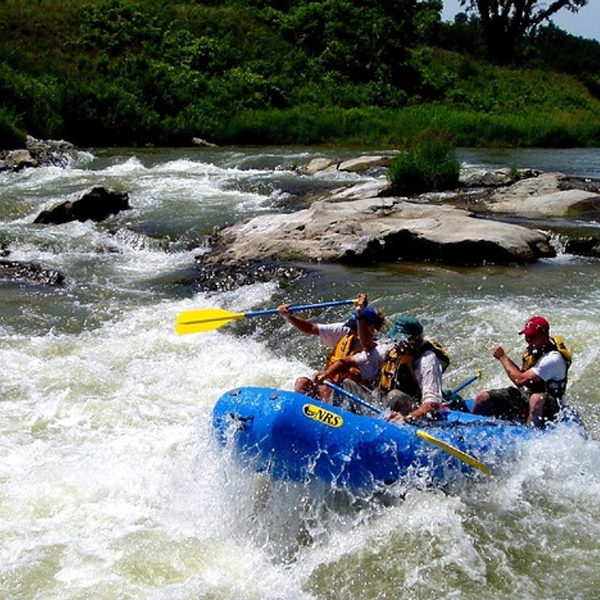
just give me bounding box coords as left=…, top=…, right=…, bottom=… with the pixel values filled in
left=325, top=332, right=362, bottom=384
left=521, top=335, right=572, bottom=398
left=378, top=339, right=450, bottom=398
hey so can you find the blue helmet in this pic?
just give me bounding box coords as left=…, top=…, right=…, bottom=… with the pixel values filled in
left=345, top=306, right=380, bottom=329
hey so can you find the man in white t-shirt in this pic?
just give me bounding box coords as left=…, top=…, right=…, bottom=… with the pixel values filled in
left=472, top=315, right=572, bottom=427
left=278, top=294, right=384, bottom=402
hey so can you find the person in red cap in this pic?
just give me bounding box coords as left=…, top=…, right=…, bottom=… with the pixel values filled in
left=472, top=315, right=572, bottom=427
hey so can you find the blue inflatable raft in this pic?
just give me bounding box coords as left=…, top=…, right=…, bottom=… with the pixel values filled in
left=212, top=386, right=584, bottom=491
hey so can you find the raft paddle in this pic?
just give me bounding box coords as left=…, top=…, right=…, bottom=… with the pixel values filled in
left=416, top=429, right=490, bottom=475
left=450, top=370, right=483, bottom=395
left=324, top=380, right=384, bottom=416
left=325, top=382, right=490, bottom=475
left=327, top=371, right=482, bottom=414
left=175, top=298, right=356, bottom=335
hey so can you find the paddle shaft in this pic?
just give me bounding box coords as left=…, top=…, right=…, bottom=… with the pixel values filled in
left=245, top=299, right=355, bottom=318
left=176, top=298, right=357, bottom=334
left=450, top=370, right=482, bottom=395
left=324, top=380, right=384, bottom=416
left=327, top=371, right=482, bottom=415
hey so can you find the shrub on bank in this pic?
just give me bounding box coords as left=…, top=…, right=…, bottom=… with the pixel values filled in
left=387, top=134, right=460, bottom=194
left=0, top=107, right=26, bottom=150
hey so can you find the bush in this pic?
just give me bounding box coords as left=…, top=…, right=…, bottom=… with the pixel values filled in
left=0, top=106, right=26, bottom=149
left=387, top=133, right=460, bottom=194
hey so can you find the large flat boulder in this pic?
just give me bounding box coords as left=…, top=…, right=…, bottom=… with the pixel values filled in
left=206, top=196, right=554, bottom=266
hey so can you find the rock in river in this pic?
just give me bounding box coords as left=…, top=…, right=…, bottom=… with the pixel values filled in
left=205, top=195, right=555, bottom=267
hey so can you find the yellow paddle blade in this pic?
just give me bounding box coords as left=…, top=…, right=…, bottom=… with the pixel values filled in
left=417, top=429, right=490, bottom=475
left=175, top=308, right=245, bottom=335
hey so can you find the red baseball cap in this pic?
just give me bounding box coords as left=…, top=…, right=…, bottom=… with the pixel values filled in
left=519, top=315, right=550, bottom=336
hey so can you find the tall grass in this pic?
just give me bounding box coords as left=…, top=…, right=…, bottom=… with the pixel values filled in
left=386, top=133, right=460, bottom=194
left=218, top=105, right=600, bottom=147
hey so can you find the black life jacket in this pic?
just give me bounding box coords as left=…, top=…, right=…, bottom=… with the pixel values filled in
left=378, top=339, right=450, bottom=399
left=521, top=335, right=572, bottom=398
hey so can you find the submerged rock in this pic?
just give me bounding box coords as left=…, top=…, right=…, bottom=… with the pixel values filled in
left=0, top=259, right=65, bottom=286
left=191, top=258, right=306, bottom=292
left=564, top=237, right=600, bottom=258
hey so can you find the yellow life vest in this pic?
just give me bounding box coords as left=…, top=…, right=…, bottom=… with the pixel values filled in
left=325, top=332, right=362, bottom=384
left=521, top=335, right=572, bottom=397
left=378, top=339, right=450, bottom=398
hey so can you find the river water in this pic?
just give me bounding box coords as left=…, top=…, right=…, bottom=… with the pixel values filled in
left=1, top=146, right=599, bottom=599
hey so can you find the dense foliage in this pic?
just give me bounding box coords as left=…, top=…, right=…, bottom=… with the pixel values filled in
left=387, top=133, right=460, bottom=194
left=0, top=0, right=599, bottom=148
left=454, top=0, right=589, bottom=63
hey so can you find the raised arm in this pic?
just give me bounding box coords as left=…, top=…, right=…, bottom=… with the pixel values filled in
left=278, top=304, right=319, bottom=336
left=355, top=293, right=377, bottom=351
left=493, top=345, right=541, bottom=387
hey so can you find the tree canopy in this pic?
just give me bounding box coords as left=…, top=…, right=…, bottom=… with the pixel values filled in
left=458, top=0, right=589, bottom=62
left=1, top=0, right=599, bottom=147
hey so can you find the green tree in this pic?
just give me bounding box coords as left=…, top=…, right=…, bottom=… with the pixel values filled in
left=458, top=0, right=588, bottom=63
left=279, top=0, right=421, bottom=87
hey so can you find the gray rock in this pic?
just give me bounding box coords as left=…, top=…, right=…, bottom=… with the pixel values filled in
left=338, top=155, right=396, bottom=172
left=0, top=136, right=75, bottom=171
left=301, top=157, right=338, bottom=174
left=0, top=149, right=36, bottom=171
left=459, top=167, right=540, bottom=188
left=206, top=195, right=554, bottom=266
left=487, top=173, right=600, bottom=216
left=299, top=153, right=397, bottom=175
left=192, top=137, right=218, bottom=147
left=327, top=180, right=390, bottom=202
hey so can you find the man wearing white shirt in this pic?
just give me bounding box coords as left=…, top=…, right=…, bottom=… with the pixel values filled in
left=472, top=315, right=572, bottom=427
left=278, top=294, right=384, bottom=402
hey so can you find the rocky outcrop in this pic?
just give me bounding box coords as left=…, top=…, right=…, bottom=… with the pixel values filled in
left=203, top=166, right=600, bottom=268
left=487, top=172, right=600, bottom=216
left=0, top=136, right=74, bottom=172
left=205, top=195, right=554, bottom=266
left=34, top=186, right=131, bottom=225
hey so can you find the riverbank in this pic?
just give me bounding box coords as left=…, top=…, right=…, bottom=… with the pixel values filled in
left=2, top=0, right=600, bottom=148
